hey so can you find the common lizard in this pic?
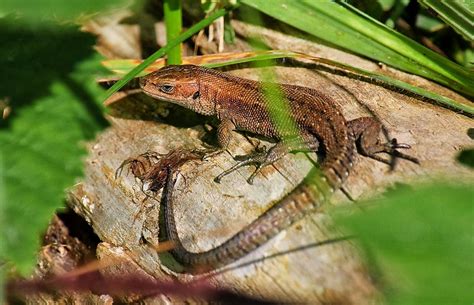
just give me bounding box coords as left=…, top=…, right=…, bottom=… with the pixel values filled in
left=139, top=64, right=418, bottom=272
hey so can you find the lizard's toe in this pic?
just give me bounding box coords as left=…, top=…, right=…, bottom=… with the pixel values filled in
left=386, top=138, right=411, bottom=150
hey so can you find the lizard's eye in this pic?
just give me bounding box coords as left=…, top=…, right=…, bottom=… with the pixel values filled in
left=159, top=84, right=174, bottom=94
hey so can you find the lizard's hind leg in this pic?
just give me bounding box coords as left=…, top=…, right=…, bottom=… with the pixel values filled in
left=349, top=117, right=419, bottom=165
left=215, top=137, right=319, bottom=184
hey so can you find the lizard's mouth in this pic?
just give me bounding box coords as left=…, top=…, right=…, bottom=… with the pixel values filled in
left=141, top=89, right=166, bottom=101
left=139, top=78, right=166, bottom=100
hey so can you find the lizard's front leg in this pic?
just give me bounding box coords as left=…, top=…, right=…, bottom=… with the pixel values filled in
left=202, top=118, right=236, bottom=160
left=349, top=117, right=419, bottom=165
left=215, top=136, right=319, bottom=184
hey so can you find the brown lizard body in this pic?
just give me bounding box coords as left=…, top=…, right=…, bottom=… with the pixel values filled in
left=139, top=64, right=417, bottom=272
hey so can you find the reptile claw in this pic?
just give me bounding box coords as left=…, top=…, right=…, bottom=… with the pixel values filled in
left=389, top=138, right=411, bottom=149
left=246, top=173, right=257, bottom=185
left=394, top=143, right=411, bottom=149
left=383, top=138, right=419, bottom=165
left=213, top=176, right=222, bottom=184
left=201, top=148, right=223, bottom=161
left=214, top=149, right=272, bottom=184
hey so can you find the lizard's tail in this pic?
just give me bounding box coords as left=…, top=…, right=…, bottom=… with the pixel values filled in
left=163, top=140, right=356, bottom=273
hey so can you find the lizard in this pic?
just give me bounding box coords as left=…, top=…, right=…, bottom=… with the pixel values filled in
left=138, top=64, right=418, bottom=273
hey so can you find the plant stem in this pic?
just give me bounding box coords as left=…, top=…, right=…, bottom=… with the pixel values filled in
left=164, top=0, right=182, bottom=65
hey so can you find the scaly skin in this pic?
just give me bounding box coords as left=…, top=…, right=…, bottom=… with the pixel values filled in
left=139, top=65, right=417, bottom=273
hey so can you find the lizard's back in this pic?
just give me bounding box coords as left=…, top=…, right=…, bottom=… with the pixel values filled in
left=204, top=71, right=354, bottom=184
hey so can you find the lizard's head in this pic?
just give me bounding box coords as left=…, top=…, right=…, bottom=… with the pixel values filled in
left=140, top=65, right=215, bottom=116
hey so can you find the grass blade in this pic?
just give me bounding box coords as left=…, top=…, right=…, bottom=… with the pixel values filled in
left=240, top=0, right=474, bottom=98
left=163, top=0, right=183, bottom=64
left=419, top=0, right=474, bottom=41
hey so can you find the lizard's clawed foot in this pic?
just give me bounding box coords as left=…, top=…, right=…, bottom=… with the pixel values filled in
left=200, top=148, right=224, bottom=161
left=385, top=138, right=420, bottom=165
left=365, top=138, right=419, bottom=167
left=215, top=145, right=283, bottom=184
left=385, top=138, right=411, bottom=150
left=116, top=149, right=203, bottom=194
left=115, top=151, right=165, bottom=180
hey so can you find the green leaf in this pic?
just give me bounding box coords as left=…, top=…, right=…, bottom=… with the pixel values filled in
left=201, top=0, right=217, bottom=14
left=378, top=0, right=397, bottom=11
left=416, top=13, right=446, bottom=32
left=0, top=19, right=107, bottom=275
left=348, top=0, right=385, bottom=20
left=0, top=0, right=129, bottom=23
left=335, top=184, right=474, bottom=305
left=384, top=0, right=410, bottom=28
left=418, top=0, right=474, bottom=41
left=240, top=0, right=474, bottom=98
